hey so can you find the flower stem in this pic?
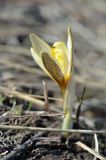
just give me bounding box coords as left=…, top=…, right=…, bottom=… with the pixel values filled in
left=61, top=76, right=76, bottom=136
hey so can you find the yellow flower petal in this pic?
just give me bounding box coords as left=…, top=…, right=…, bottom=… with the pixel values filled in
left=51, top=42, right=69, bottom=75
left=30, top=33, right=51, bottom=55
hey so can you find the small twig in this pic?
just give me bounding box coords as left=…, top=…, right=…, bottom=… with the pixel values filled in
left=43, top=81, right=50, bottom=112
left=75, top=141, right=105, bottom=160
left=93, top=133, right=99, bottom=160
left=76, top=86, right=86, bottom=125
left=1, top=111, right=63, bottom=119
left=0, top=124, right=106, bottom=134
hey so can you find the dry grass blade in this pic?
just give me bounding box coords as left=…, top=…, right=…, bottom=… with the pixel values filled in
left=0, top=86, right=44, bottom=107
left=75, top=141, right=106, bottom=160
left=0, top=86, right=63, bottom=102
left=0, top=86, right=62, bottom=113
left=0, top=89, right=62, bottom=102
left=0, top=124, right=106, bottom=134
left=11, top=91, right=44, bottom=106
left=93, top=134, right=99, bottom=160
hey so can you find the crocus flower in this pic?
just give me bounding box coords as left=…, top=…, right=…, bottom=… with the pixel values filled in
left=30, top=28, right=74, bottom=134
left=30, top=28, right=73, bottom=94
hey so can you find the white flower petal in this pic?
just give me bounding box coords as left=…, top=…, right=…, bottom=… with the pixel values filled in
left=31, top=48, right=47, bottom=73
left=67, top=27, right=73, bottom=72
left=30, top=33, right=51, bottom=55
